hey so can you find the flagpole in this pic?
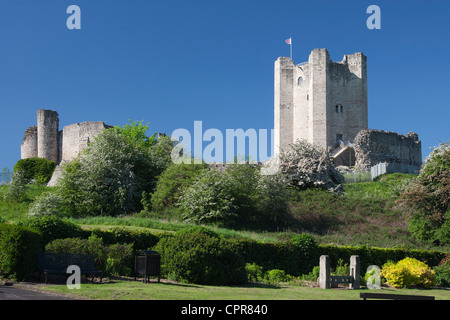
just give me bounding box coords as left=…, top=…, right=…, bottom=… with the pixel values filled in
left=290, top=37, right=292, bottom=60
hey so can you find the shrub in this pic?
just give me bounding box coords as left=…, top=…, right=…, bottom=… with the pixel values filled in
left=13, top=157, right=56, bottom=184
left=153, top=229, right=247, bottom=285
left=433, top=254, right=450, bottom=287
left=105, top=243, right=134, bottom=276
left=245, top=262, right=264, bottom=282
left=45, top=236, right=106, bottom=269
left=291, top=233, right=319, bottom=274
left=2, top=170, right=29, bottom=203
left=264, top=269, right=289, bottom=285
left=45, top=236, right=134, bottom=276
left=150, top=162, right=208, bottom=211
left=0, top=223, right=42, bottom=280
left=278, top=139, right=345, bottom=193
left=300, top=266, right=320, bottom=282
left=27, top=191, right=72, bottom=217
left=401, top=142, right=449, bottom=245
left=180, top=163, right=290, bottom=228
left=179, top=169, right=238, bottom=225
left=381, top=257, right=436, bottom=288
left=16, top=216, right=84, bottom=248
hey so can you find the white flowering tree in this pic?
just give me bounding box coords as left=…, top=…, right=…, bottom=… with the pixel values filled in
left=278, top=139, right=345, bottom=193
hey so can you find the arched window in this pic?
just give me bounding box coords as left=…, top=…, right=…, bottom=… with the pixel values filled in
left=297, top=77, right=304, bottom=86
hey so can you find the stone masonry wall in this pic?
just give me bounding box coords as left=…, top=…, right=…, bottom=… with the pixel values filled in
left=354, top=129, right=422, bottom=170
left=21, top=126, right=38, bottom=159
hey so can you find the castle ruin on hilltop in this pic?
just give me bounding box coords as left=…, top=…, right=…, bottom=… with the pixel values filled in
left=21, top=109, right=111, bottom=185
left=20, top=49, right=423, bottom=182
left=274, top=48, right=422, bottom=172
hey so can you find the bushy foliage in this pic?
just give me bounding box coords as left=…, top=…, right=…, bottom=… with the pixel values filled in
left=2, top=170, right=29, bottom=203
left=291, top=233, right=319, bottom=273
left=179, top=169, right=239, bottom=225
left=16, top=215, right=84, bottom=248
left=45, top=236, right=134, bottom=276
left=401, top=142, right=450, bottom=245
left=179, top=163, right=289, bottom=228
left=153, top=229, right=247, bottom=285
left=89, top=227, right=159, bottom=252
left=264, top=269, right=289, bottom=285
left=433, top=254, right=450, bottom=287
left=381, top=257, right=436, bottom=288
left=245, top=262, right=265, bottom=282
left=278, top=139, right=345, bottom=193
left=110, top=120, right=157, bottom=149
left=27, top=191, right=72, bottom=218
left=57, top=127, right=166, bottom=217
left=13, top=157, right=56, bottom=184
left=149, top=162, right=208, bottom=211
left=0, top=223, right=42, bottom=280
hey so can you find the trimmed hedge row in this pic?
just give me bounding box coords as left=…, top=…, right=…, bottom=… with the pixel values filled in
left=154, top=228, right=447, bottom=285
left=1, top=216, right=447, bottom=284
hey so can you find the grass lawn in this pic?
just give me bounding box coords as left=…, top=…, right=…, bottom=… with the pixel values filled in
left=40, top=279, right=449, bottom=300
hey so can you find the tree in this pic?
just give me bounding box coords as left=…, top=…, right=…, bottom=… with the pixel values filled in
left=57, top=126, right=166, bottom=217
left=401, top=142, right=450, bottom=245
left=180, top=169, right=237, bottom=225
left=110, top=120, right=157, bottom=149
left=278, top=139, right=345, bottom=193
left=179, top=163, right=290, bottom=228
left=149, top=161, right=208, bottom=211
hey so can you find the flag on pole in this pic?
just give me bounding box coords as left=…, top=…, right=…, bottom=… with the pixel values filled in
left=285, top=37, right=292, bottom=60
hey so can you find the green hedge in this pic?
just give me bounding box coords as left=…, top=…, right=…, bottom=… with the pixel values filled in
left=90, top=227, right=159, bottom=252
left=152, top=229, right=447, bottom=285
left=0, top=224, right=42, bottom=280
left=16, top=216, right=85, bottom=249
left=154, top=228, right=247, bottom=285
left=14, top=157, right=57, bottom=184
left=45, top=236, right=135, bottom=276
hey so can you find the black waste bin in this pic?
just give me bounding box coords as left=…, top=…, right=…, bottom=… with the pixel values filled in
left=134, top=250, right=161, bottom=283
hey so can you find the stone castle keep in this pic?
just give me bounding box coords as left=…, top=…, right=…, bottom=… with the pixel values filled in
left=274, top=48, right=422, bottom=172
left=274, top=48, right=368, bottom=154
left=21, top=109, right=111, bottom=166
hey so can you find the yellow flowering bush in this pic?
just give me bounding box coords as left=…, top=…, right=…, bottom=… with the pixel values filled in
left=381, top=257, right=436, bottom=288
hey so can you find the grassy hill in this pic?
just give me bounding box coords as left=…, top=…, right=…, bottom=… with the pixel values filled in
left=0, top=173, right=447, bottom=251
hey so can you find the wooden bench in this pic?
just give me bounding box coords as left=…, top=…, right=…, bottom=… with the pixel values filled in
left=360, top=292, right=435, bottom=300
left=37, top=252, right=103, bottom=284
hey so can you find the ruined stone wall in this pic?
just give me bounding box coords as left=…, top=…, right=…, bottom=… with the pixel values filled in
left=21, top=109, right=112, bottom=187
left=61, top=122, right=111, bottom=162
left=21, top=126, right=38, bottom=159
left=354, top=129, right=422, bottom=170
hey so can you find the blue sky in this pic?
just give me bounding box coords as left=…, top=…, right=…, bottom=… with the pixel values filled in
left=0, top=0, right=449, bottom=176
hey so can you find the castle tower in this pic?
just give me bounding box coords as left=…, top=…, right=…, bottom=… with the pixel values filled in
left=21, top=126, right=38, bottom=159
left=37, top=109, right=59, bottom=163
left=274, top=48, right=368, bottom=155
